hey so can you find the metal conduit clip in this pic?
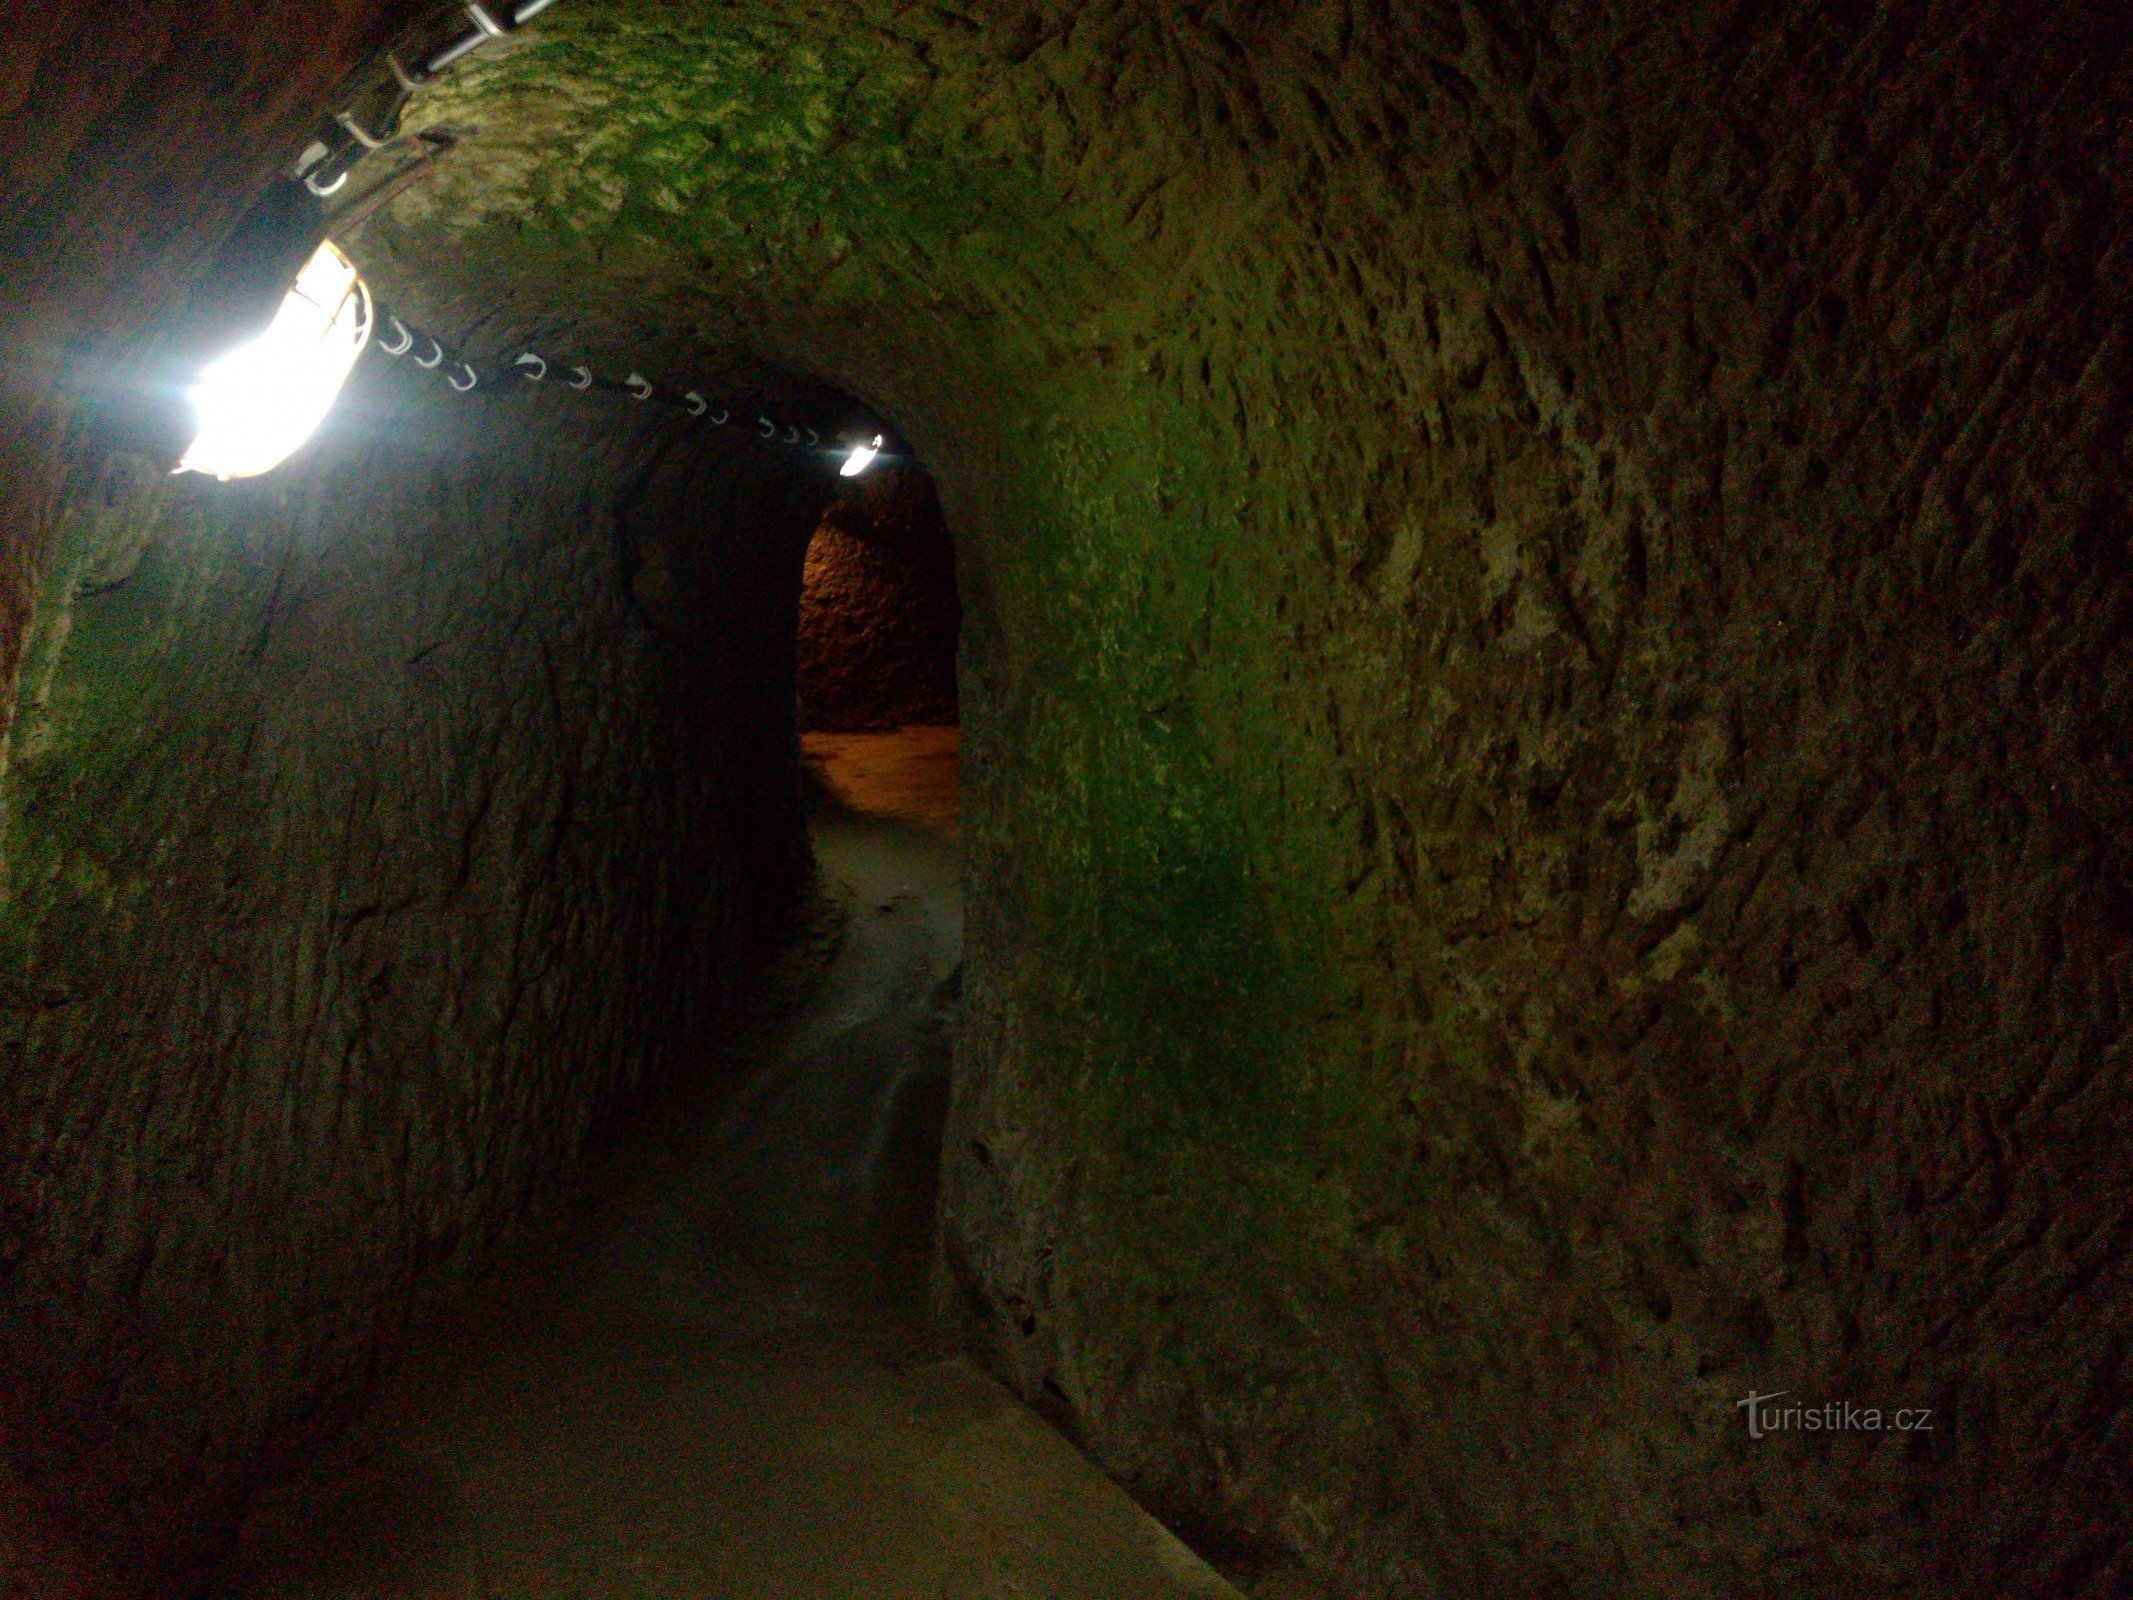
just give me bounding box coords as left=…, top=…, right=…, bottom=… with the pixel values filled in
left=448, top=362, right=479, bottom=392
left=380, top=317, right=414, bottom=356
left=429, top=3, right=508, bottom=73
left=334, top=108, right=393, bottom=152
left=415, top=338, right=445, bottom=369
left=684, top=391, right=707, bottom=417
left=514, top=353, right=548, bottom=380
left=625, top=372, right=654, bottom=402
left=428, top=34, right=482, bottom=71
left=295, top=137, right=350, bottom=197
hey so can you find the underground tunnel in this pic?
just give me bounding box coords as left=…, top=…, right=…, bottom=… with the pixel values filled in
left=3, top=1, right=2132, bottom=1596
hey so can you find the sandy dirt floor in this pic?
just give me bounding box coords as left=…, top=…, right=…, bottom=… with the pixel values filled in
left=212, top=725, right=1238, bottom=1600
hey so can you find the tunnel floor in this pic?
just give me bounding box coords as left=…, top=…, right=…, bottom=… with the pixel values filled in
left=209, top=728, right=1235, bottom=1599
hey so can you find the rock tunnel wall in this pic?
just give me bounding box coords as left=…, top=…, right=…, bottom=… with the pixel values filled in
left=0, top=362, right=827, bottom=1587
left=3, top=1, right=2133, bottom=1597
left=796, top=466, right=960, bottom=732
left=373, top=5, right=2133, bottom=1596
left=3, top=7, right=432, bottom=1584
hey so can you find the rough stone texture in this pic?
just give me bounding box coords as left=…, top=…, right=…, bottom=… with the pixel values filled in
left=360, top=6, right=2133, bottom=1596
left=1, top=8, right=435, bottom=1586
left=0, top=368, right=829, bottom=1590
left=3, top=1, right=2132, bottom=1597
left=797, top=466, right=960, bottom=732
left=0, top=0, right=427, bottom=682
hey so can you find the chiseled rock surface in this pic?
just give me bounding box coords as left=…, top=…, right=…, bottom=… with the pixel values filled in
left=371, top=5, right=2133, bottom=1595
left=0, top=381, right=829, bottom=1589
left=0, top=1, right=2130, bottom=1596
left=798, top=466, right=961, bottom=733
left=3, top=7, right=430, bottom=1586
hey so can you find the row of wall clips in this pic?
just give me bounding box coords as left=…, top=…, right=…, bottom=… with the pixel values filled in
left=371, top=304, right=847, bottom=458
left=311, top=3, right=877, bottom=468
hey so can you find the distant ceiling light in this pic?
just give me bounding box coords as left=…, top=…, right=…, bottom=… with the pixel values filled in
left=841, top=433, right=884, bottom=477
left=176, top=239, right=372, bottom=481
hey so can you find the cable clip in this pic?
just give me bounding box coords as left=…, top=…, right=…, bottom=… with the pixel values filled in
left=514, top=353, right=547, bottom=380
left=428, top=3, right=509, bottom=71
left=684, top=391, right=707, bottom=416
left=569, top=365, right=594, bottom=390
left=415, top=338, right=445, bottom=369
left=626, top=371, right=653, bottom=401
left=447, top=362, right=479, bottom=392
left=334, top=108, right=392, bottom=153
left=379, top=317, right=414, bottom=356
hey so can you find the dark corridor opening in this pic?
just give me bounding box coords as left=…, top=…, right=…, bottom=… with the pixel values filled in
left=791, top=452, right=964, bottom=1328
left=217, top=447, right=996, bottom=1594
left=795, top=461, right=961, bottom=736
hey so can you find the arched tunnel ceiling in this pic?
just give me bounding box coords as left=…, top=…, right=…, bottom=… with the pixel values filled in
left=4, top=1, right=2133, bottom=1596
left=335, top=0, right=1127, bottom=435
left=330, top=0, right=1422, bottom=487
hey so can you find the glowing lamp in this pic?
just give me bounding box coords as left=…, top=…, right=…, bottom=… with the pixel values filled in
left=177, top=240, right=373, bottom=480
left=840, top=433, right=883, bottom=478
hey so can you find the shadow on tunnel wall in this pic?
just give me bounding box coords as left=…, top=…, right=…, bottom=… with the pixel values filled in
left=0, top=361, right=831, bottom=1590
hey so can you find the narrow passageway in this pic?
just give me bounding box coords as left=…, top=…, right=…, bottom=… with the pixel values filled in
left=212, top=728, right=1235, bottom=1600
left=10, top=6, right=2131, bottom=1596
